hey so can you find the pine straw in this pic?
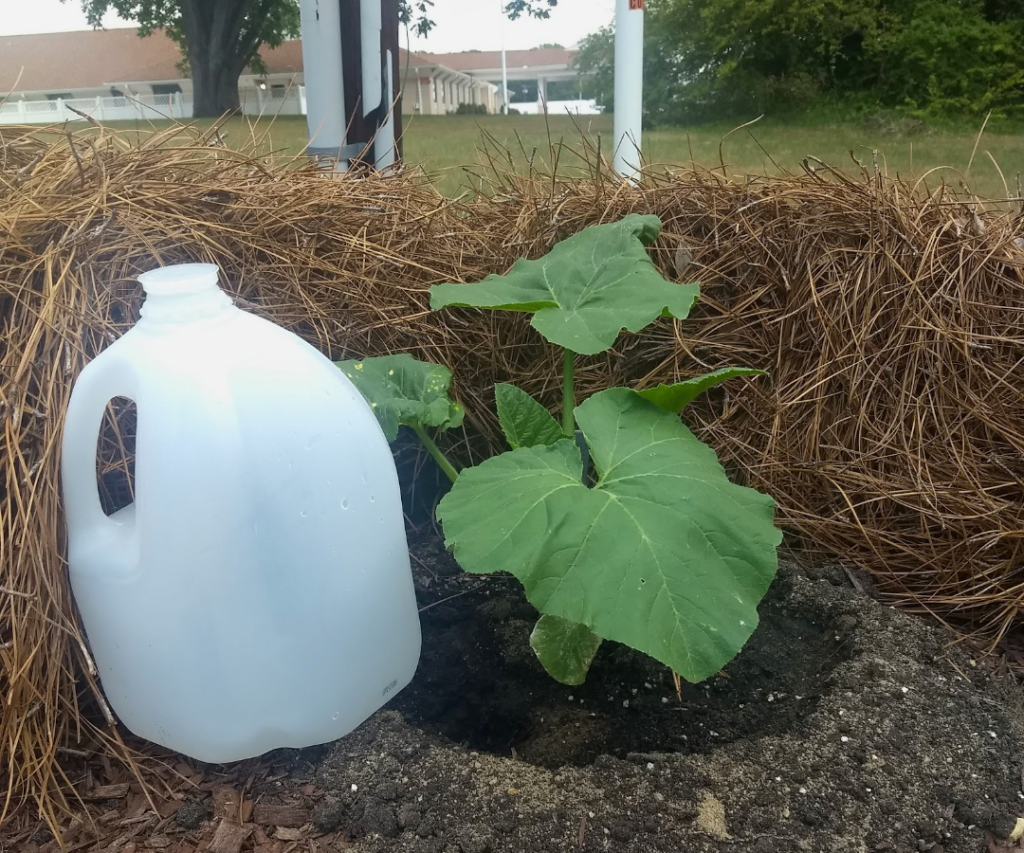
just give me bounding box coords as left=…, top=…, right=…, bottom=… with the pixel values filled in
left=1, top=123, right=1023, bottom=830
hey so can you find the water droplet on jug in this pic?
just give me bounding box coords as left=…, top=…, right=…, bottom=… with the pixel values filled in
left=341, top=498, right=350, bottom=510
left=369, top=494, right=376, bottom=503
left=300, top=510, right=307, bottom=518
left=360, top=472, right=368, bottom=484
left=332, top=711, right=340, bottom=721
left=253, top=523, right=259, bottom=537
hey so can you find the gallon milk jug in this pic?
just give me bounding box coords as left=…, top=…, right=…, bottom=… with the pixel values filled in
left=61, top=263, right=421, bottom=763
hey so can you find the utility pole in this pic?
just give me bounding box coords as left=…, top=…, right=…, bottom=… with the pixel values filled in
left=613, top=0, right=644, bottom=178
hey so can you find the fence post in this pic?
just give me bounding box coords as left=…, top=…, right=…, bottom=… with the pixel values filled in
left=95, top=96, right=104, bottom=121
left=56, top=97, right=66, bottom=121
left=17, top=99, right=26, bottom=121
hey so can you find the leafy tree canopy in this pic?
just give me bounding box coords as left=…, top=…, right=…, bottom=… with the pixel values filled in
left=575, top=0, right=1024, bottom=123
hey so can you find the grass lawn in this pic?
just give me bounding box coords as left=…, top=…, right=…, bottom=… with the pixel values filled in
left=35, top=112, right=1024, bottom=200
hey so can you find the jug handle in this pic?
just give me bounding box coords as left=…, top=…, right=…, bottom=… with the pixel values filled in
left=61, top=353, right=138, bottom=541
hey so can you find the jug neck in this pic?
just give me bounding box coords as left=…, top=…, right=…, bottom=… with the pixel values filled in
left=137, top=264, right=233, bottom=324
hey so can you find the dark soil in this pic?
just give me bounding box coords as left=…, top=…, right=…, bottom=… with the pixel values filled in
left=14, top=535, right=1024, bottom=853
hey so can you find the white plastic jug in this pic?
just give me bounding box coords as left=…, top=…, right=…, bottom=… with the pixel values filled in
left=61, top=263, right=421, bottom=763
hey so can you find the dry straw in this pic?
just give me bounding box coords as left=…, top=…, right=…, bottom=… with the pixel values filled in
left=1, top=122, right=1022, bottom=828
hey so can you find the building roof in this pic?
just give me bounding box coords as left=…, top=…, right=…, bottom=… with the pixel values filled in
left=418, top=47, right=576, bottom=74
left=0, top=28, right=430, bottom=94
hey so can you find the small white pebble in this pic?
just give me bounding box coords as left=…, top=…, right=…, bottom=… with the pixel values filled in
left=866, top=788, right=872, bottom=793
left=632, top=688, right=638, bottom=696
left=841, top=736, right=850, bottom=743
left=644, top=682, right=653, bottom=689
left=351, top=784, right=358, bottom=792
left=767, top=694, right=775, bottom=703
left=661, top=697, right=669, bottom=704
left=622, top=699, right=630, bottom=708
left=901, top=687, right=909, bottom=694
left=989, top=731, right=998, bottom=739
left=589, top=812, right=595, bottom=819
left=654, top=793, right=664, bottom=802
left=839, top=709, right=845, bottom=716
left=799, top=787, right=807, bottom=795
left=567, top=695, right=574, bottom=702
left=775, top=776, right=782, bottom=783
left=646, top=762, right=655, bottom=771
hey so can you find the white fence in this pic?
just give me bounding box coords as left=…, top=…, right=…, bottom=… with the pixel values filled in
left=0, top=88, right=307, bottom=125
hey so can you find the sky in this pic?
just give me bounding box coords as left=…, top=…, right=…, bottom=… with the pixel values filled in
left=0, top=1, right=615, bottom=51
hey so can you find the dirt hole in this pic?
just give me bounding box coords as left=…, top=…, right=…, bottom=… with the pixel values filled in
left=394, top=551, right=852, bottom=769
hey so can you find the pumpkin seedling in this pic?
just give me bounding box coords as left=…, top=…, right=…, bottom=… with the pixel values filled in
left=339, top=214, right=781, bottom=686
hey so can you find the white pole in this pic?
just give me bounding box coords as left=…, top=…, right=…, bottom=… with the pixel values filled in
left=298, top=0, right=346, bottom=161
left=499, top=0, right=509, bottom=114
left=613, top=0, right=644, bottom=179
left=375, top=49, right=397, bottom=168
left=360, top=0, right=383, bottom=118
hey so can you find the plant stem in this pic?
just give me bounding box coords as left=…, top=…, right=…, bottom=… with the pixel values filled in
left=562, top=348, right=576, bottom=435
left=412, top=424, right=459, bottom=484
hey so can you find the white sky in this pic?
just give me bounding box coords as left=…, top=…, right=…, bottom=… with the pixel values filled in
left=0, top=0, right=615, bottom=51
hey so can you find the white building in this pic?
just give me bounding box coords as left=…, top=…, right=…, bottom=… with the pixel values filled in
left=420, top=47, right=581, bottom=110
left=0, top=28, right=500, bottom=125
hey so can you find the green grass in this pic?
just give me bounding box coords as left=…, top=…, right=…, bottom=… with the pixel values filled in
left=50, top=113, right=1024, bottom=200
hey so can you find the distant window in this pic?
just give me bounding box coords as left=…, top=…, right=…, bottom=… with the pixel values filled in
left=271, top=84, right=286, bottom=98
left=47, top=93, right=73, bottom=101
left=151, top=83, right=182, bottom=96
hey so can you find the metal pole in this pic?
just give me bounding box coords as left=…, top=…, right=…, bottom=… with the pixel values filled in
left=613, top=0, right=644, bottom=179
left=499, top=0, right=509, bottom=114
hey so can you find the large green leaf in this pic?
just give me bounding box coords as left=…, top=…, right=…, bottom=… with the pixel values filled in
left=638, top=368, right=768, bottom=413
left=337, top=354, right=463, bottom=441
left=436, top=388, right=781, bottom=683
left=494, top=383, right=565, bottom=449
left=530, top=615, right=603, bottom=686
left=429, top=214, right=699, bottom=356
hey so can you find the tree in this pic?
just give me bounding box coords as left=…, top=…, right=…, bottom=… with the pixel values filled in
left=78, top=0, right=559, bottom=118
left=77, top=0, right=300, bottom=117
left=574, top=0, right=1024, bottom=124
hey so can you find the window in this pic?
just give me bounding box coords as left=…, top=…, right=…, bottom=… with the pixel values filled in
left=271, top=84, right=286, bottom=99
left=47, top=93, right=73, bottom=101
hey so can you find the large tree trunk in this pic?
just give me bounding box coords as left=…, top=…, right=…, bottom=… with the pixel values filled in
left=180, top=0, right=259, bottom=118
left=190, top=57, right=245, bottom=117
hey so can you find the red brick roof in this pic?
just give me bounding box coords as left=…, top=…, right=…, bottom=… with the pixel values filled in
left=0, top=28, right=428, bottom=94
left=418, top=47, right=576, bottom=73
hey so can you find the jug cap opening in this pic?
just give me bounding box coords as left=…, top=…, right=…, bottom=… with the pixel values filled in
left=138, top=264, right=220, bottom=297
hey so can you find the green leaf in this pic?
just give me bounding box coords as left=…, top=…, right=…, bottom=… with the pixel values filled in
left=495, top=383, right=565, bottom=449
left=337, top=354, right=463, bottom=441
left=638, top=368, right=768, bottom=413
left=436, top=388, right=781, bottom=683
left=429, top=214, right=699, bottom=356
left=530, top=615, right=603, bottom=686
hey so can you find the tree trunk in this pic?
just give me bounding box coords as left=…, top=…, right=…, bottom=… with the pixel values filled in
left=180, top=0, right=257, bottom=118
left=191, top=59, right=245, bottom=118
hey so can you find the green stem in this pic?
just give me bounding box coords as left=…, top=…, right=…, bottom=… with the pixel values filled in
left=412, top=424, right=459, bottom=484
left=562, top=348, right=576, bottom=436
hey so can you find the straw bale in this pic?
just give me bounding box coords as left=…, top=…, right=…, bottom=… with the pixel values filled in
left=1, top=124, right=1022, bottom=827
